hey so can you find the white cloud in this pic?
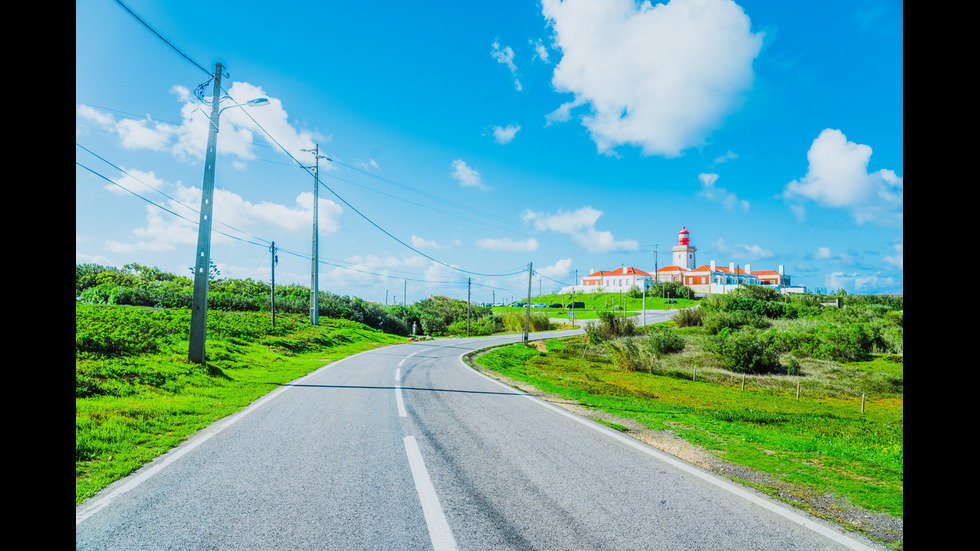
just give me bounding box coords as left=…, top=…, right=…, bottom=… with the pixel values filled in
left=531, top=39, right=551, bottom=64
left=538, top=258, right=573, bottom=280
left=103, top=171, right=342, bottom=253
left=411, top=235, right=459, bottom=250
left=698, top=172, right=749, bottom=211
left=815, top=246, right=834, bottom=260
left=713, top=150, right=739, bottom=164
left=450, top=159, right=491, bottom=190
left=884, top=243, right=903, bottom=270
left=77, top=81, right=320, bottom=167
left=522, top=206, right=638, bottom=253
left=476, top=237, right=539, bottom=252
left=492, top=40, right=523, bottom=91
left=783, top=128, right=903, bottom=225
left=541, top=0, right=763, bottom=157
left=711, top=238, right=773, bottom=261
left=492, top=124, right=521, bottom=144
left=826, top=271, right=898, bottom=295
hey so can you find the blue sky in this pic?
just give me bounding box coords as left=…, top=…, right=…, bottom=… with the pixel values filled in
left=76, top=0, right=903, bottom=305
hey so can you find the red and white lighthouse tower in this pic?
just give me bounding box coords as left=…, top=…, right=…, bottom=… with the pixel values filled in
left=672, top=226, right=696, bottom=270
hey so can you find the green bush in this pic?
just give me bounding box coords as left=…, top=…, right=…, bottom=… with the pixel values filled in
left=705, top=329, right=780, bottom=373
left=78, top=283, right=120, bottom=305
left=648, top=326, right=685, bottom=357
left=605, top=337, right=645, bottom=371
left=703, top=310, right=770, bottom=334
left=420, top=314, right=447, bottom=336
left=594, top=311, right=637, bottom=340
left=674, top=307, right=705, bottom=327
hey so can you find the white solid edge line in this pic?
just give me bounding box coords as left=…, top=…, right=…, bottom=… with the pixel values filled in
left=404, top=436, right=458, bottom=551
left=457, top=350, right=882, bottom=551
left=76, top=359, right=346, bottom=526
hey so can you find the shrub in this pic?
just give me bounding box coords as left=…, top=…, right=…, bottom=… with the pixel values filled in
left=675, top=307, right=705, bottom=327
left=420, top=314, right=447, bottom=336
left=605, top=337, right=646, bottom=371
left=78, top=283, right=120, bottom=305
left=648, top=326, right=685, bottom=357
left=705, top=329, right=780, bottom=373
left=703, top=310, right=770, bottom=334
left=594, top=311, right=636, bottom=340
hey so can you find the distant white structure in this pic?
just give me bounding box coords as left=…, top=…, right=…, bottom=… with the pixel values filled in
left=559, top=226, right=805, bottom=295
left=580, top=266, right=653, bottom=293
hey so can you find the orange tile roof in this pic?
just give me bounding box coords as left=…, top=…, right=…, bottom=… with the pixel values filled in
left=585, top=266, right=652, bottom=277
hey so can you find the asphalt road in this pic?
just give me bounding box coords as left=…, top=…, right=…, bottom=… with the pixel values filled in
left=76, top=314, right=886, bottom=550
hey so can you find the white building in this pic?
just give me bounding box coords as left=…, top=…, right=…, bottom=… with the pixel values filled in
left=579, top=266, right=653, bottom=293
left=559, top=226, right=805, bottom=295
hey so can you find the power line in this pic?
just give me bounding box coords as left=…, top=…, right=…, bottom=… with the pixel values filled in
left=106, top=1, right=538, bottom=285
left=227, top=96, right=528, bottom=279
left=114, top=0, right=213, bottom=78
left=77, top=155, right=525, bottom=295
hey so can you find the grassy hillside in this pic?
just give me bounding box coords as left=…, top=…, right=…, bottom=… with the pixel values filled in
left=75, top=303, right=406, bottom=505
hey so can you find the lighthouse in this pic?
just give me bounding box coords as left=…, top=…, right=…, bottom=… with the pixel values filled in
left=672, top=226, right=696, bottom=270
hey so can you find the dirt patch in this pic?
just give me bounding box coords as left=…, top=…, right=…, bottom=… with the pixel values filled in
left=465, top=346, right=903, bottom=549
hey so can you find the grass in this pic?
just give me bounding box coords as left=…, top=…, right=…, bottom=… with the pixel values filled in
left=75, top=303, right=406, bottom=505
left=473, top=333, right=903, bottom=527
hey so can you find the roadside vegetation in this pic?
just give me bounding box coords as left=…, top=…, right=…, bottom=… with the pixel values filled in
left=77, top=263, right=902, bottom=548
left=494, top=281, right=699, bottom=320
left=75, top=303, right=405, bottom=505
left=474, top=286, right=903, bottom=548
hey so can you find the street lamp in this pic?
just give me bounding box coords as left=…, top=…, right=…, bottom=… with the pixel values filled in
left=188, top=62, right=269, bottom=364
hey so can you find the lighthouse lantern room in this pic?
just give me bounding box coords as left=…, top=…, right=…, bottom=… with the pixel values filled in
left=672, top=226, right=696, bottom=271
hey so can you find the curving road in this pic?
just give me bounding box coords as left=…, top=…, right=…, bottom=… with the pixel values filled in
left=76, top=314, right=885, bottom=550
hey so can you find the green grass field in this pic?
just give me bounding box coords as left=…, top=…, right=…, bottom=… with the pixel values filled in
left=473, top=335, right=903, bottom=529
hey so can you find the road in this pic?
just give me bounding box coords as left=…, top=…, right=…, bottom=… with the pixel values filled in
left=76, top=313, right=885, bottom=550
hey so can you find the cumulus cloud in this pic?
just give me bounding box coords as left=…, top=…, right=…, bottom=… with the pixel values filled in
left=698, top=172, right=749, bottom=211
left=538, top=258, right=573, bottom=280
left=825, top=271, right=898, bottom=295
left=541, top=0, right=763, bottom=157
left=522, top=206, right=638, bottom=253
left=491, top=124, right=521, bottom=144
left=411, top=235, right=459, bottom=250
left=476, top=237, right=539, bottom=252
left=102, top=170, right=341, bottom=253
left=77, top=81, right=320, bottom=166
left=884, top=243, right=903, bottom=270
left=711, top=238, right=773, bottom=261
left=783, top=129, right=903, bottom=225
left=450, top=159, right=491, bottom=190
